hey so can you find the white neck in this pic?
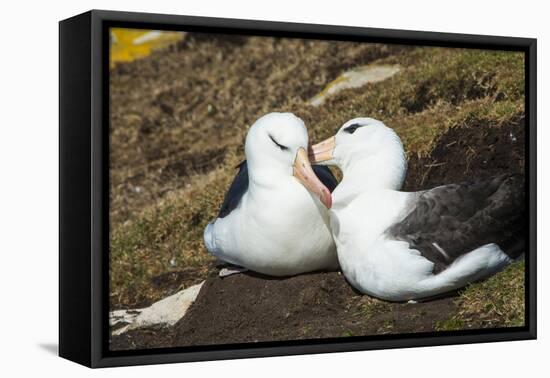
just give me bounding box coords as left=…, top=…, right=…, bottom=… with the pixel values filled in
left=330, top=146, right=409, bottom=272
left=338, top=147, right=407, bottom=197
left=247, top=160, right=291, bottom=193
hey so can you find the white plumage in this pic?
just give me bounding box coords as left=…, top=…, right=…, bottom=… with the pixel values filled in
left=204, top=113, right=338, bottom=276
left=310, top=118, right=518, bottom=301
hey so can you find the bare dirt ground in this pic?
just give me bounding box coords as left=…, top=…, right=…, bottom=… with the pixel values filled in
left=109, top=32, right=526, bottom=350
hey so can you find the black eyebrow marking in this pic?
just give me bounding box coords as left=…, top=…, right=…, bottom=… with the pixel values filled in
left=343, top=123, right=364, bottom=134
left=269, top=134, right=289, bottom=150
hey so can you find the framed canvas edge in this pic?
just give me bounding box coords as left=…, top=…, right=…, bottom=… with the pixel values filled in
left=59, top=11, right=93, bottom=367
left=60, top=9, right=538, bottom=368
left=526, top=37, right=537, bottom=341
left=93, top=330, right=536, bottom=368
left=84, top=9, right=536, bottom=48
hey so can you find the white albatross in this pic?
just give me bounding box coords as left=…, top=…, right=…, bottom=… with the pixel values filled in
left=204, top=112, right=339, bottom=276
left=309, top=117, right=525, bottom=301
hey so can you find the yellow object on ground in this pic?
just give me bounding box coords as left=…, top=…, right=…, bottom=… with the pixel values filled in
left=110, top=28, right=184, bottom=68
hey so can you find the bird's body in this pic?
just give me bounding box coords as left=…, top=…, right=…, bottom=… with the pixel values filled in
left=204, top=113, right=338, bottom=276
left=330, top=175, right=523, bottom=301
left=310, top=118, right=525, bottom=301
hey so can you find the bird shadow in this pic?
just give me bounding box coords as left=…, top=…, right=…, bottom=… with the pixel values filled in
left=38, top=343, right=58, bottom=356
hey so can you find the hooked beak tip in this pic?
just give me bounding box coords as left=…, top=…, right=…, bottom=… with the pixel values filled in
left=318, top=186, right=332, bottom=209
left=325, top=193, right=332, bottom=209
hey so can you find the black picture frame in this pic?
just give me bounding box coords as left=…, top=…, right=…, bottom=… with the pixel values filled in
left=59, top=9, right=537, bottom=368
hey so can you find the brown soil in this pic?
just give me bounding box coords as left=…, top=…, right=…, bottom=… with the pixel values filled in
left=404, top=117, right=525, bottom=191
left=110, top=116, right=525, bottom=350
left=110, top=271, right=457, bottom=350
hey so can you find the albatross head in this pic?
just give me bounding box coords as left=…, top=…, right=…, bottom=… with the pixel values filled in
left=309, top=117, right=406, bottom=190
left=245, top=112, right=332, bottom=208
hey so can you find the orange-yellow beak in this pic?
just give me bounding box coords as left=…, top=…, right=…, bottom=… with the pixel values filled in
left=293, top=147, right=332, bottom=208
left=308, top=136, right=336, bottom=164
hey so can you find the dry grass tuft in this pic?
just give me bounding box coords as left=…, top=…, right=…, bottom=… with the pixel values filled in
left=436, top=261, right=525, bottom=331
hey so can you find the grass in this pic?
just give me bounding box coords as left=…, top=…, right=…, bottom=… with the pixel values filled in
left=458, top=261, right=525, bottom=328
left=110, top=33, right=526, bottom=317
left=356, top=296, right=393, bottom=320
left=435, top=261, right=525, bottom=331
left=435, top=318, right=465, bottom=331
left=110, top=166, right=234, bottom=308
left=297, top=48, right=524, bottom=157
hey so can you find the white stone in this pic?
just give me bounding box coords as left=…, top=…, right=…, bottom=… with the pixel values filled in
left=219, top=266, right=248, bottom=277
left=110, top=281, right=204, bottom=336
left=308, top=65, right=401, bottom=107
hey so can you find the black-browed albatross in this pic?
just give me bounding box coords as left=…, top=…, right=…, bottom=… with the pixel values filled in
left=204, top=112, right=339, bottom=277
left=309, top=117, right=525, bottom=301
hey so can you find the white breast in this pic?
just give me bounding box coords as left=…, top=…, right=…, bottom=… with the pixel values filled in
left=206, top=178, right=338, bottom=276
left=330, top=189, right=417, bottom=293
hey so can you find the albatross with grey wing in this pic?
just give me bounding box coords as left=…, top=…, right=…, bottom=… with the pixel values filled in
left=309, top=117, right=525, bottom=301
left=204, top=112, right=339, bottom=277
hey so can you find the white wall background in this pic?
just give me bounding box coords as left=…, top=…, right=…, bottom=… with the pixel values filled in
left=0, top=0, right=547, bottom=376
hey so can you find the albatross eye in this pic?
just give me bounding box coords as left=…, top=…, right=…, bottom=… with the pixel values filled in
left=269, top=134, right=289, bottom=151
left=343, top=123, right=363, bottom=134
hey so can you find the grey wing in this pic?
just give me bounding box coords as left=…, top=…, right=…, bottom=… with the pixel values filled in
left=217, top=161, right=249, bottom=218
left=312, top=165, right=338, bottom=192
left=386, top=174, right=525, bottom=274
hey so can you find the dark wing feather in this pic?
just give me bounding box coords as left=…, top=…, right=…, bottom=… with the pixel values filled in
left=217, top=161, right=249, bottom=218
left=312, top=165, right=339, bottom=192
left=217, top=162, right=338, bottom=219
left=386, top=174, right=525, bottom=274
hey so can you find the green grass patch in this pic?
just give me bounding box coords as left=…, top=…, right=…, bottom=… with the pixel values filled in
left=357, top=296, right=393, bottom=320
left=435, top=261, right=525, bottom=331
left=110, top=166, right=235, bottom=308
